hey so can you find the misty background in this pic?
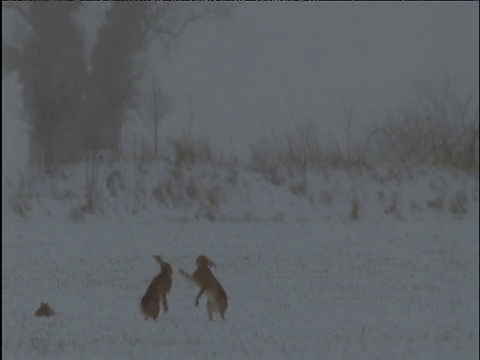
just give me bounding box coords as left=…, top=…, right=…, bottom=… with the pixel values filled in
left=2, top=2, right=479, bottom=188
left=161, top=2, right=479, bottom=152
left=2, top=4, right=479, bottom=358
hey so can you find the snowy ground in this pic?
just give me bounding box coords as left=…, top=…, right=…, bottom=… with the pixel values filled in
left=2, top=207, right=478, bottom=359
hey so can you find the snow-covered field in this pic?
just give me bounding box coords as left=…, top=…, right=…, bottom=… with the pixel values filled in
left=2, top=206, right=478, bottom=359
left=3, top=3, right=478, bottom=358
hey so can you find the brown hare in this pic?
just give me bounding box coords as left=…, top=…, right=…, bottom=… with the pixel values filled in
left=140, top=255, right=173, bottom=320
left=179, top=255, right=228, bottom=320
left=35, top=302, right=55, bottom=317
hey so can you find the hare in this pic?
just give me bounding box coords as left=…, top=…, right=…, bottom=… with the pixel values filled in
left=35, top=302, right=55, bottom=317
left=179, top=255, right=228, bottom=320
left=140, top=255, right=173, bottom=320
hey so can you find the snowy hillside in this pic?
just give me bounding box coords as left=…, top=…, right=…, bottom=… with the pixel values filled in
left=3, top=156, right=479, bottom=224
left=2, top=157, right=479, bottom=359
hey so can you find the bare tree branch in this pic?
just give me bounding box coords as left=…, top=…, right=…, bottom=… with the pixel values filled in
left=146, top=3, right=231, bottom=41
left=2, top=2, right=32, bottom=26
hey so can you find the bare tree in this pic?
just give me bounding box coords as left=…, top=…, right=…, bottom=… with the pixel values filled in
left=150, top=71, right=173, bottom=158
left=3, top=2, right=232, bottom=172
left=3, top=2, right=87, bottom=173
left=87, top=2, right=231, bottom=159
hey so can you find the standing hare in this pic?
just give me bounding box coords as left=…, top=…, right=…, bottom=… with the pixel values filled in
left=179, top=255, right=228, bottom=320
left=141, top=255, right=173, bottom=320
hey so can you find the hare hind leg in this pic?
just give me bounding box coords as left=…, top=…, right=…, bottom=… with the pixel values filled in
left=207, top=299, right=224, bottom=320
left=207, top=299, right=216, bottom=320
left=161, top=297, right=169, bottom=313
left=143, top=301, right=160, bottom=320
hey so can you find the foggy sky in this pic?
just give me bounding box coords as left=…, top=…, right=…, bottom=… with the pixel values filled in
left=155, top=2, right=479, bottom=157
left=2, top=2, right=479, bottom=176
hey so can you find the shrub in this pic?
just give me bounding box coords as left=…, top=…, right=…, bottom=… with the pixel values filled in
left=290, top=179, right=308, bottom=197
left=8, top=192, right=30, bottom=218
left=249, top=120, right=371, bottom=184
left=170, top=131, right=213, bottom=167
left=106, top=170, right=123, bottom=197
left=7, top=174, right=32, bottom=218
left=320, top=190, right=334, bottom=206
left=449, top=190, right=468, bottom=214
left=350, top=195, right=360, bottom=220
left=380, top=74, right=479, bottom=173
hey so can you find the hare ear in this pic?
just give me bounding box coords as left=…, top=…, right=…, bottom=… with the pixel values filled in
left=207, top=258, right=217, bottom=268
left=208, top=259, right=217, bottom=267
left=154, top=255, right=168, bottom=267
